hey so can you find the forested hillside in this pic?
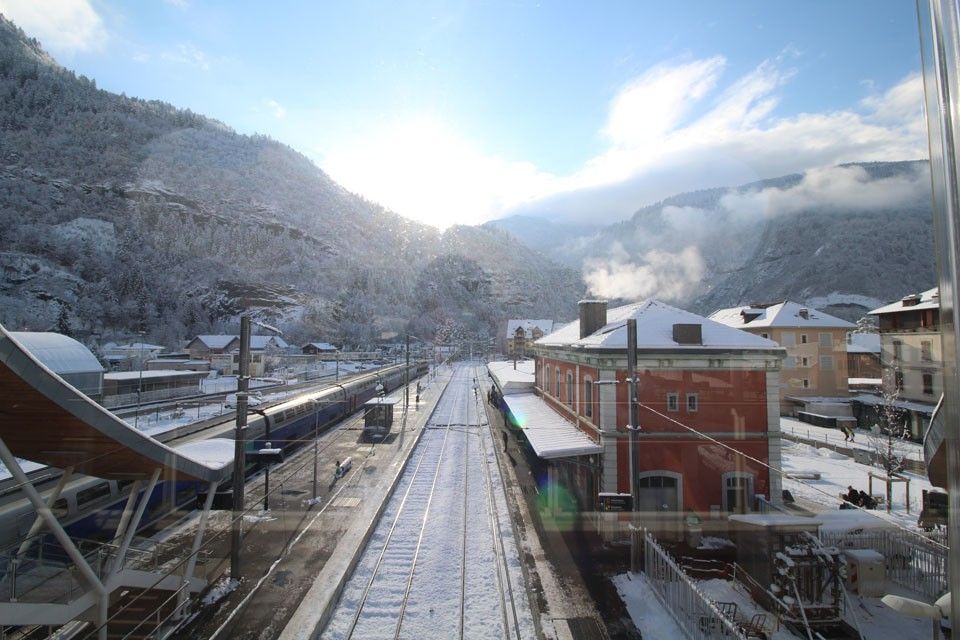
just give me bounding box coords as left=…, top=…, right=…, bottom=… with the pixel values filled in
left=0, top=15, right=583, bottom=347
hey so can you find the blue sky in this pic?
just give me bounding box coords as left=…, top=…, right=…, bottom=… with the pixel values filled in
left=0, top=1, right=928, bottom=228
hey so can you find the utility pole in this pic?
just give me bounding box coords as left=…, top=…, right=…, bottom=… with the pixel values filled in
left=404, top=334, right=410, bottom=414
left=626, top=318, right=641, bottom=571
left=230, top=315, right=250, bottom=579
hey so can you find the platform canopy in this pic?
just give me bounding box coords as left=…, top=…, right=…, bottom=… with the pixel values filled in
left=0, top=325, right=233, bottom=483
left=501, top=393, right=601, bottom=460
left=487, top=360, right=535, bottom=396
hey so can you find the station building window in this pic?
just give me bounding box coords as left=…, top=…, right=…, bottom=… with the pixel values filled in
left=667, top=392, right=679, bottom=412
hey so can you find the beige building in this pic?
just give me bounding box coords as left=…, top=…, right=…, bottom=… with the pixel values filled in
left=504, top=319, right=555, bottom=357
left=710, top=301, right=854, bottom=414
left=868, top=287, right=940, bottom=440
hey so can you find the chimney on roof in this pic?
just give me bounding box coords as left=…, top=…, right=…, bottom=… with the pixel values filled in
left=798, top=307, right=809, bottom=320
left=673, top=323, right=702, bottom=345
left=901, top=294, right=922, bottom=307
left=579, top=300, right=608, bottom=339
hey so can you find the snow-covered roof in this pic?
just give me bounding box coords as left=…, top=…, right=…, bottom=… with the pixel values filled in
left=728, top=514, right=822, bottom=529
left=850, top=394, right=937, bottom=414
left=502, top=393, right=602, bottom=459
left=816, top=510, right=896, bottom=534
left=192, top=335, right=236, bottom=349
left=11, top=332, right=104, bottom=374
left=506, top=319, right=555, bottom=339
left=488, top=360, right=535, bottom=395
left=104, top=370, right=207, bottom=381
left=536, top=300, right=781, bottom=352
left=848, top=378, right=881, bottom=386
left=304, top=342, right=337, bottom=351
left=869, top=287, right=939, bottom=315
left=709, top=301, right=854, bottom=329
left=112, top=342, right=165, bottom=352
left=846, top=333, right=880, bottom=353
left=250, top=335, right=289, bottom=350
left=175, top=438, right=236, bottom=470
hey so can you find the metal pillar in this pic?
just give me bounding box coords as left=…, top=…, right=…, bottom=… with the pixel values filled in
left=112, top=468, right=161, bottom=573
left=918, top=0, right=960, bottom=624
left=231, top=314, right=251, bottom=579
left=176, top=479, right=219, bottom=619
left=16, top=465, right=74, bottom=558
left=626, top=318, right=641, bottom=572
left=312, top=400, right=320, bottom=500
left=0, top=437, right=109, bottom=640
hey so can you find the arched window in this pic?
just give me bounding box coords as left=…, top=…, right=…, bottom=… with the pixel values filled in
left=555, top=368, right=561, bottom=397
left=635, top=471, right=683, bottom=513
left=566, top=372, right=574, bottom=408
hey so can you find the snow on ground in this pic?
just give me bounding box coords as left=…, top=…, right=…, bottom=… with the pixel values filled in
left=611, top=573, right=684, bottom=639
left=322, top=364, right=535, bottom=640
left=781, top=439, right=932, bottom=532
left=781, top=417, right=925, bottom=469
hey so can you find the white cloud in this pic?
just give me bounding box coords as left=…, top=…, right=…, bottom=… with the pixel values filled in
left=0, top=0, right=106, bottom=54
left=603, top=56, right=725, bottom=147
left=265, top=99, right=286, bottom=119
left=719, top=163, right=929, bottom=221
left=163, top=0, right=189, bottom=7
left=583, top=243, right=705, bottom=301
left=316, top=55, right=926, bottom=229
left=161, top=43, right=210, bottom=70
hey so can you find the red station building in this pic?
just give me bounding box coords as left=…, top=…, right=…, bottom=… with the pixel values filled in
left=531, top=300, right=785, bottom=519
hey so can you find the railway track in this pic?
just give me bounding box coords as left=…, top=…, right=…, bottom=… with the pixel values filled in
left=324, top=365, right=533, bottom=640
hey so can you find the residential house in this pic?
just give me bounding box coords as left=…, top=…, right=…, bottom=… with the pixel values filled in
left=101, top=341, right=166, bottom=371
left=709, top=302, right=854, bottom=415
left=302, top=342, right=338, bottom=356
left=516, top=300, right=784, bottom=521
left=505, top=319, right=555, bottom=357
left=846, top=333, right=882, bottom=381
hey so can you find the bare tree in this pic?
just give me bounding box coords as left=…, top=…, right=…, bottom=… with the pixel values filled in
left=867, top=371, right=911, bottom=509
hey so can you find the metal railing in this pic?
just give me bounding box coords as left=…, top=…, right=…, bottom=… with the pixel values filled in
left=637, top=527, right=749, bottom=640
left=820, top=529, right=949, bottom=599
left=0, top=533, right=196, bottom=604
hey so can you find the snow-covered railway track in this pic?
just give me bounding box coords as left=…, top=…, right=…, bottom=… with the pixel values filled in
left=322, top=365, right=534, bottom=640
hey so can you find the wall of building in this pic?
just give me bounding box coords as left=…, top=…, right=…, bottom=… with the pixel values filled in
left=880, top=330, right=942, bottom=404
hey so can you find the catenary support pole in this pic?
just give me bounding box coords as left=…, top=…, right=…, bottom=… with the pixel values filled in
left=231, top=314, right=251, bottom=579
left=626, top=318, right=641, bottom=572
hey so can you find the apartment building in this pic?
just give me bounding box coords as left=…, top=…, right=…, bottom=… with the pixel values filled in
left=709, top=301, right=854, bottom=415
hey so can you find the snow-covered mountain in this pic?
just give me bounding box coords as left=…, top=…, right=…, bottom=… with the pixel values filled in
left=489, top=160, right=935, bottom=321
left=0, top=16, right=584, bottom=346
